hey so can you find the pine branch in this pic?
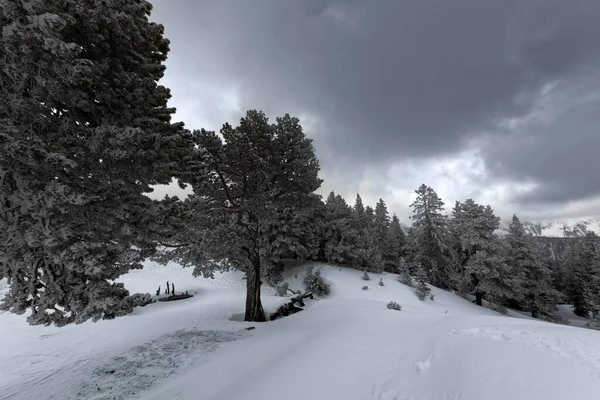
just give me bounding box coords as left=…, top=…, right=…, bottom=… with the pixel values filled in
left=157, top=242, right=190, bottom=248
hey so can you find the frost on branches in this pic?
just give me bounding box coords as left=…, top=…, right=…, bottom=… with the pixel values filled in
left=0, top=0, right=193, bottom=326
left=560, top=228, right=600, bottom=318
left=406, top=185, right=452, bottom=288
left=505, top=215, right=561, bottom=321
left=451, top=199, right=511, bottom=307
left=320, top=192, right=384, bottom=272
left=157, top=111, right=323, bottom=322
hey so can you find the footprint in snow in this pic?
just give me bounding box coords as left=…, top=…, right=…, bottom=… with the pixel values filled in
left=415, top=357, right=432, bottom=373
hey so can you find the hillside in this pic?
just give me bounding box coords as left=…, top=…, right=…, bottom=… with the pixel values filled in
left=2, top=263, right=600, bottom=400
left=533, top=236, right=580, bottom=260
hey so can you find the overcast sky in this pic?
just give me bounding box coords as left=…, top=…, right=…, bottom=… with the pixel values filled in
left=148, top=0, right=600, bottom=228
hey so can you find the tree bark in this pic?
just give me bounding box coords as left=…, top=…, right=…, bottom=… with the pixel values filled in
left=245, top=254, right=266, bottom=322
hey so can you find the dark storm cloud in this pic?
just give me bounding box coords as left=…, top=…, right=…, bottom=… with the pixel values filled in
left=482, top=82, right=600, bottom=205
left=150, top=0, right=600, bottom=210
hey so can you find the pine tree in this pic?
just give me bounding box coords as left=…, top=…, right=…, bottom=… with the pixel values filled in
left=562, top=230, right=600, bottom=318
left=259, top=205, right=321, bottom=286
left=354, top=193, right=365, bottom=219
left=167, top=111, right=322, bottom=322
left=406, top=185, right=452, bottom=288
left=382, top=214, right=406, bottom=272
left=390, top=214, right=407, bottom=257
left=321, top=192, right=358, bottom=266
left=505, top=215, right=560, bottom=320
left=365, top=206, right=375, bottom=225
left=373, top=198, right=394, bottom=270
left=397, top=257, right=413, bottom=287
left=374, top=199, right=390, bottom=233
left=451, top=199, right=511, bottom=307
left=0, top=0, right=193, bottom=326
left=317, top=193, right=384, bottom=272
left=415, top=264, right=431, bottom=300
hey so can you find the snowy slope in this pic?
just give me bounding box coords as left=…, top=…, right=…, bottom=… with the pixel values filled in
left=2, top=263, right=600, bottom=400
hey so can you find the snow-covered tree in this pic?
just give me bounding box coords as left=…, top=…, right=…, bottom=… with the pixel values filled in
left=318, top=192, right=383, bottom=272
left=354, top=193, right=365, bottom=220
left=561, top=230, right=600, bottom=318
left=0, top=0, right=193, bottom=326
left=173, top=111, right=322, bottom=322
left=374, top=199, right=390, bottom=235
left=303, top=265, right=330, bottom=297
left=373, top=198, right=396, bottom=271
left=381, top=214, right=406, bottom=272
left=451, top=199, right=511, bottom=307
left=414, top=264, right=431, bottom=301
left=365, top=205, right=375, bottom=225
left=320, top=192, right=358, bottom=266
left=259, top=206, right=322, bottom=286
left=390, top=214, right=407, bottom=256
left=354, top=233, right=385, bottom=272
left=504, top=215, right=560, bottom=320
left=397, top=257, right=413, bottom=287
left=406, top=185, right=452, bottom=288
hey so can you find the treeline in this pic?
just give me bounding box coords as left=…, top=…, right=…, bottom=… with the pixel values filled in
left=158, top=178, right=600, bottom=324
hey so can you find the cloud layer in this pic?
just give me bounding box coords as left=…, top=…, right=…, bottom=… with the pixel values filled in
left=150, top=0, right=600, bottom=223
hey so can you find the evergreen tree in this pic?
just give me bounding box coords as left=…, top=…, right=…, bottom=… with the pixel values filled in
left=390, top=214, right=407, bottom=257
left=318, top=193, right=383, bottom=272
left=354, top=233, right=384, bottom=272
left=0, top=0, right=193, bottom=326
left=562, top=231, right=600, bottom=318
left=178, top=111, right=322, bottom=322
left=451, top=199, right=511, bottom=306
left=259, top=206, right=321, bottom=286
left=374, top=198, right=390, bottom=233
left=365, top=206, right=375, bottom=225
left=321, top=192, right=358, bottom=266
left=397, top=257, right=413, bottom=287
left=406, top=185, right=452, bottom=288
left=464, top=246, right=512, bottom=311
left=354, top=193, right=365, bottom=219
left=414, top=264, right=431, bottom=300
left=373, top=198, right=395, bottom=270
left=382, top=214, right=407, bottom=272
left=505, top=215, right=560, bottom=320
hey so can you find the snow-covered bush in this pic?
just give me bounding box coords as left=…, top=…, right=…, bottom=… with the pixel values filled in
left=387, top=301, right=402, bottom=311
left=303, top=266, right=331, bottom=297
left=276, top=282, right=290, bottom=297
left=263, top=262, right=285, bottom=287
left=415, top=280, right=431, bottom=301
left=398, top=273, right=413, bottom=287
left=362, top=271, right=371, bottom=281
left=362, top=285, right=369, bottom=290
left=129, top=293, right=154, bottom=308
left=397, top=258, right=413, bottom=287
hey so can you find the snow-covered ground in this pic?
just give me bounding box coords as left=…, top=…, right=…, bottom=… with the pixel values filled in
left=2, top=262, right=600, bottom=400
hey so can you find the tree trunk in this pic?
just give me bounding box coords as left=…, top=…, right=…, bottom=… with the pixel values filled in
left=475, top=291, right=483, bottom=306
left=245, top=255, right=266, bottom=322
left=530, top=295, right=539, bottom=319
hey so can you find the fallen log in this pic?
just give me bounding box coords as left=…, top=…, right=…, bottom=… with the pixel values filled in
left=270, top=291, right=314, bottom=321
left=158, top=293, right=193, bottom=302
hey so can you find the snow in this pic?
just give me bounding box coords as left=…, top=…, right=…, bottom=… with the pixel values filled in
left=2, top=262, right=600, bottom=400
